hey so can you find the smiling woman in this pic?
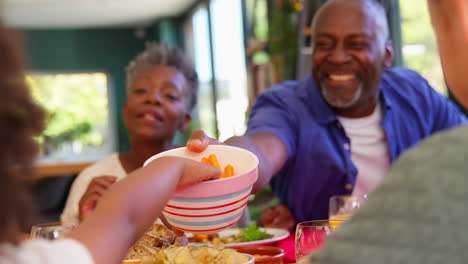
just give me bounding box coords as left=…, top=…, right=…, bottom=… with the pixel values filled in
left=60, top=42, right=201, bottom=229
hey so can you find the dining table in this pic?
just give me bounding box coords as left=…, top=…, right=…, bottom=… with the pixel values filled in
left=271, top=232, right=296, bottom=263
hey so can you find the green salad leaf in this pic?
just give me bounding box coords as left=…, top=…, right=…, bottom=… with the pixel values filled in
left=239, top=223, right=273, bottom=242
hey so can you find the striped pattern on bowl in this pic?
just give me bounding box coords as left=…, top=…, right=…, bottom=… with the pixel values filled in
left=163, top=186, right=252, bottom=233
left=144, top=145, right=259, bottom=234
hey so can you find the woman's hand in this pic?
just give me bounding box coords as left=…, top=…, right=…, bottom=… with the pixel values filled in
left=260, top=204, right=296, bottom=231
left=79, top=175, right=117, bottom=221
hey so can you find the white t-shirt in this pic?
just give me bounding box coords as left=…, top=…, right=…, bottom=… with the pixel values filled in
left=61, top=154, right=126, bottom=227
left=337, top=104, right=391, bottom=196
left=0, top=239, right=93, bottom=264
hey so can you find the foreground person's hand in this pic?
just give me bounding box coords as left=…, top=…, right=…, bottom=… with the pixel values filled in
left=69, top=156, right=221, bottom=264
left=176, top=157, right=222, bottom=187
left=161, top=157, right=221, bottom=236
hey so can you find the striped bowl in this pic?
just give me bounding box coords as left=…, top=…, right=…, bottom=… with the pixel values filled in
left=144, top=145, right=259, bottom=234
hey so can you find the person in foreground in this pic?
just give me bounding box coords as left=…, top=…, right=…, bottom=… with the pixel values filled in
left=0, top=23, right=220, bottom=264
left=187, top=0, right=467, bottom=228
left=61, top=42, right=199, bottom=226
left=308, top=125, right=468, bottom=264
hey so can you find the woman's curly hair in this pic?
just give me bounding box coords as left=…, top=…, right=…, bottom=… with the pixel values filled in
left=0, top=23, right=45, bottom=243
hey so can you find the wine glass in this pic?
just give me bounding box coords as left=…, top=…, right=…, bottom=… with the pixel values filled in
left=295, top=219, right=342, bottom=262
left=30, top=222, right=73, bottom=240
left=328, top=194, right=367, bottom=224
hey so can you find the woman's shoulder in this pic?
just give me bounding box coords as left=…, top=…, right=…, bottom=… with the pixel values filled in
left=77, top=153, right=125, bottom=179
left=0, top=239, right=94, bottom=264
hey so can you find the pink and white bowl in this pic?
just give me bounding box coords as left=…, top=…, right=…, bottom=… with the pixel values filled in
left=144, top=145, right=259, bottom=234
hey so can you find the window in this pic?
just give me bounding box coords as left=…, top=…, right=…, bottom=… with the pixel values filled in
left=210, top=0, right=249, bottom=141
left=184, top=0, right=249, bottom=141
left=28, top=72, right=114, bottom=164
left=189, top=6, right=217, bottom=138
left=400, top=0, right=446, bottom=95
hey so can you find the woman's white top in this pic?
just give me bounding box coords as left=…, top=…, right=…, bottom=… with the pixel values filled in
left=0, top=239, right=93, bottom=264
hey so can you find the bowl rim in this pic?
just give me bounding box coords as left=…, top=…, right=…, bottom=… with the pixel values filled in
left=143, top=145, right=259, bottom=169
left=243, top=253, right=255, bottom=264
left=144, top=145, right=259, bottom=198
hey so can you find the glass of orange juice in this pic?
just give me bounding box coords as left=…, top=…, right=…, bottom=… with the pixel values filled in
left=328, top=195, right=367, bottom=225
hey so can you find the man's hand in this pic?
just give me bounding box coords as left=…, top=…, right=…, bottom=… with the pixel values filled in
left=79, top=176, right=117, bottom=221
left=186, top=130, right=222, bottom=153
left=260, top=204, right=296, bottom=231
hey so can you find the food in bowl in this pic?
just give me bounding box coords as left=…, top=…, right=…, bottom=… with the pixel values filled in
left=230, top=246, right=285, bottom=264
left=144, top=145, right=259, bottom=234
left=125, top=224, right=187, bottom=260
left=200, top=153, right=235, bottom=178
left=122, top=260, right=141, bottom=264
left=140, top=245, right=253, bottom=264
left=189, top=224, right=273, bottom=244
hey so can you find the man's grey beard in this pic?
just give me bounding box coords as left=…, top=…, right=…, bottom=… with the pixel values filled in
left=321, top=84, right=363, bottom=109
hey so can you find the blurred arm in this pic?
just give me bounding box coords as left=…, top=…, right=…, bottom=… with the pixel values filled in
left=428, top=0, right=468, bottom=107
left=69, top=157, right=220, bottom=264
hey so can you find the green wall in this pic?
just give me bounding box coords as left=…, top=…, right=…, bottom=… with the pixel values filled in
left=25, top=28, right=144, bottom=152
left=23, top=19, right=184, bottom=152
left=150, top=18, right=184, bottom=48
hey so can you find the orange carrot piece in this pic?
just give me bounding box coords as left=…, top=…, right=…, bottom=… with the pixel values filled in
left=208, top=154, right=221, bottom=168
left=201, top=155, right=235, bottom=179
left=195, top=234, right=209, bottom=240
left=224, top=164, right=234, bottom=178
left=220, top=164, right=234, bottom=178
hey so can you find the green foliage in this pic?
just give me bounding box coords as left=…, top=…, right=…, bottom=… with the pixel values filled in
left=400, top=0, right=446, bottom=94
left=27, top=73, right=108, bottom=153
left=268, top=1, right=298, bottom=81
left=239, top=223, right=273, bottom=242
left=254, top=0, right=269, bottom=41
left=248, top=185, right=279, bottom=221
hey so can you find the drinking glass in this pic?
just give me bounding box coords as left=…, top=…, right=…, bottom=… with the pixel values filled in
left=328, top=194, right=367, bottom=224
left=295, top=219, right=342, bottom=262
left=30, top=222, right=73, bottom=240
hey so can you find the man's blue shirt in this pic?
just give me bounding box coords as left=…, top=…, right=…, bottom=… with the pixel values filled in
left=246, top=67, right=467, bottom=222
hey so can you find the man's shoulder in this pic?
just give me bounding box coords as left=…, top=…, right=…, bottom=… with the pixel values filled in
left=383, top=67, right=426, bottom=83
left=261, top=80, right=301, bottom=95
left=256, top=78, right=312, bottom=105
left=382, top=67, right=435, bottom=96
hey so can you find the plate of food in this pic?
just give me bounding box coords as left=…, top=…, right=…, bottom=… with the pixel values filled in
left=188, top=223, right=290, bottom=247
left=126, top=246, right=254, bottom=264
left=123, top=224, right=255, bottom=264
